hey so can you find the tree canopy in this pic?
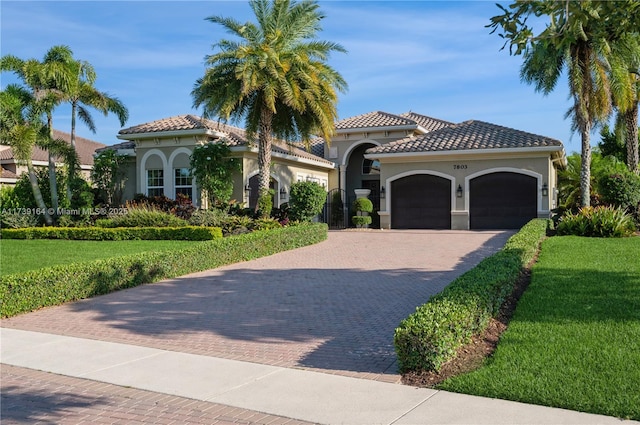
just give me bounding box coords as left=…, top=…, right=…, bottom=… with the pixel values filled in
left=192, top=0, right=347, bottom=194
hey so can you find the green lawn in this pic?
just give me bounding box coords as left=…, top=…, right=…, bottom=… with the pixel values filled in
left=440, top=236, right=640, bottom=420
left=0, top=239, right=204, bottom=275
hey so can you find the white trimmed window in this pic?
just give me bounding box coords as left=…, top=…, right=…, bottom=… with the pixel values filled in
left=174, top=168, right=192, bottom=199
left=147, top=169, right=164, bottom=197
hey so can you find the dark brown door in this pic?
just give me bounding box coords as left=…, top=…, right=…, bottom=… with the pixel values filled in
left=391, top=174, right=451, bottom=229
left=470, top=172, right=537, bottom=229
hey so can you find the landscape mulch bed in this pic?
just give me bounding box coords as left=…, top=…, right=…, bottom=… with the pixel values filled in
left=402, top=267, right=532, bottom=388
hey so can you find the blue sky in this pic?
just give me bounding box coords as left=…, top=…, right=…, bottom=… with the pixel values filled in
left=2, top=1, right=580, bottom=151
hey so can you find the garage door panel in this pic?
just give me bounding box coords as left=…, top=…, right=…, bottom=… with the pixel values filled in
left=470, top=172, right=536, bottom=230
left=391, top=174, right=451, bottom=229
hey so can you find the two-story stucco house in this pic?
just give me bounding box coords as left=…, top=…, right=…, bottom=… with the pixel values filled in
left=109, top=110, right=565, bottom=230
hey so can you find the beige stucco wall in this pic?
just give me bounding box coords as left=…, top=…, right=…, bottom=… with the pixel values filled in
left=131, top=135, right=334, bottom=208
left=374, top=152, right=558, bottom=230
left=238, top=153, right=332, bottom=207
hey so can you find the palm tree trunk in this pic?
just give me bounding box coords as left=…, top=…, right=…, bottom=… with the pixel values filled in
left=580, top=122, right=592, bottom=207
left=67, top=101, right=77, bottom=201
left=623, top=103, right=639, bottom=174
left=26, top=160, right=53, bottom=225
left=258, top=108, right=273, bottom=195
left=47, top=113, right=59, bottom=213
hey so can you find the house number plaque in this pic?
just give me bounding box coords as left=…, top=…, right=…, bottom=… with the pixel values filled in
left=453, top=164, right=468, bottom=170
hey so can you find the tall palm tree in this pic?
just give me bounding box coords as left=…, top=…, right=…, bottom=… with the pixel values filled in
left=609, top=34, right=640, bottom=173
left=491, top=1, right=639, bottom=207
left=63, top=58, right=129, bottom=200
left=0, top=85, right=54, bottom=225
left=1, top=45, right=75, bottom=211
left=192, top=0, right=347, bottom=195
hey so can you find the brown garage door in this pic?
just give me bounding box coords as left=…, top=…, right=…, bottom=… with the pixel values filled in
left=391, top=174, right=451, bottom=229
left=470, top=172, right=537, bottom=229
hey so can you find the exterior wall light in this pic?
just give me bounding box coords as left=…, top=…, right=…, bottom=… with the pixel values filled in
left=380, top=186, right=386, bottom=198
left=244, top=184, right=251, bottom=193
left=542, top=183, right=549, bottom=197
left=280, top=187, right=287, bottom=200
left=456, top=184, right=463, bottom=198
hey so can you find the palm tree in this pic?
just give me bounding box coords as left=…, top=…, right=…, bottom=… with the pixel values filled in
left=490, top=1, right=640, bottom=207
left=0, top=85, right=54, bottom=225
left=609, top=34, right=640, bottom=173
left=62, top=58, right=129, bottom=200
left=192, top=0, right=347, bottom=195
left=1, top=45, right=75, bottom=211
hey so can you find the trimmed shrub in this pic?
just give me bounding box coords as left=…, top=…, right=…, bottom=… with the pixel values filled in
left=352, top=197, right=373, bottom=214
left=394, top=219, right=548, bottom=373
left=289, top=181, right=327, bottom=222
left=598, top=172, right=640, bottom=210
left=556, top=206, right=636, bottom=237
left=352, top=215, right=372, bottom=227
left=1, top=226, right=223, bottom=241
left=257, top=189, right=274, bottom=219
left=0, top=223, right=327, bottom=317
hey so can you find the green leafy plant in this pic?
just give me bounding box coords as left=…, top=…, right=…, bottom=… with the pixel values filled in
left=257, top=188, right=273, bottom=219
left=352, top=197, right=373, bottom=213
left=556, top=206, right=636, bottom=237
left=394, top=219, right=549, bottom=373
left=1, top=226, right=222, bottom=241
left=190, top=140, right=240, bottom=205
left=91, top=149, right=129, bottom=206
left=96, top=204, right=187, bottom=228
left=330, top=191, right=344, bottom=227
left=351, top=215, right=372, bottom=227
left=188, top=208, right=229, bottom=227
left=598, top=172, right=640, bottom=215
left=288, top=181, right=327, bottom=222
left=352, top=197, right=374, bottom=228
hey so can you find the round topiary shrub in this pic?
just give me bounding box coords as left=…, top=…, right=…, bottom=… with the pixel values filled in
left=352, top=197, right=373, bottom=213
left=352, top=215, right=372, bottom=228
left=289, top=181, right=327, bottom=222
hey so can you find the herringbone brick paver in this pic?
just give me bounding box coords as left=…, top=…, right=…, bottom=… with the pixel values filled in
left=0, top=365, right=313, bottom=425
left=2, top=230, right=511, bottom=382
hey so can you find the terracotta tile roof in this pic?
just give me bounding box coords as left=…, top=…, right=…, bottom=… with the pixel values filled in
left=0, top=130, right=106, bottom=166
left=1, top=167, right=18, bottom=179
left=119, top=114, right=219, bottom=135
left=95, top=140, right=136, bottom=153
left=119, top=115, right=334, bottom=167
left=399, top=112, right=454, bottom=132
left=366, top=120, right=563, bottom=155
left=292, top=137, right=326, bottom=158
left=334, top=111, right=418, bottom=130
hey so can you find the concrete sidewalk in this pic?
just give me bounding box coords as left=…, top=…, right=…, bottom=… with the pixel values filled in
left=2, top=328, right=635, bottom=425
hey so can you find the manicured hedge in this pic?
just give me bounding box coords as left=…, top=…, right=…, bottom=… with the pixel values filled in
left=1, top=226, right=223, bottom=241
left=0, top=223, right=327, bottom=318
left=394, top=219, right=549, bottom=373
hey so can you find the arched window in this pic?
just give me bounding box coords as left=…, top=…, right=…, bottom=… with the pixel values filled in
left=362, top=158, right=380, bottom=175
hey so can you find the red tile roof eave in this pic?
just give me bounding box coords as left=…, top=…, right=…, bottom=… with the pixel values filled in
left=230, top=145, right=336, bottom=169
left=364, top=145, right=566, bottom=159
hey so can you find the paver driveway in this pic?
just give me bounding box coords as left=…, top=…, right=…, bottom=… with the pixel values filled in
left=2, top=229, right=513, bottom=382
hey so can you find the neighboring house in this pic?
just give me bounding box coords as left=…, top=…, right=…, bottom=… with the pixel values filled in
left=0, top=129, right=106, bottom=186
left=111, top=110, right=566, bottom=230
